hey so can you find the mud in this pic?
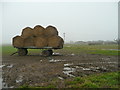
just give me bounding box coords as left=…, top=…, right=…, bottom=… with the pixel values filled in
left=2, top=52, right=118, bottom=88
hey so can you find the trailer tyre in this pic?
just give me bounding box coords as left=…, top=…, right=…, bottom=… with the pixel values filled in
left=48, top=50, right=53, bottom=55
left=42, top=50, right=52, bottom=57
left=18, top=49, right=28, bottom=56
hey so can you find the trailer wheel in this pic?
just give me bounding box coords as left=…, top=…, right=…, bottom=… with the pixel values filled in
left=18, top=48, right=28, bottom=56
left=42, top=50, right=52, bottom=57
left=48, top=50, right=53, bottom=55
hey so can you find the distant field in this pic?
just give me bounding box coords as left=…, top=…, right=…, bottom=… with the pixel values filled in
left=2, top=44, right=119, bottom=56
left=61, top=44, right=119, bottom=56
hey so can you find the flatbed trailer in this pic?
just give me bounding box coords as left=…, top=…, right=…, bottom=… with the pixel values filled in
left=14, top=46, right=63, bottom=56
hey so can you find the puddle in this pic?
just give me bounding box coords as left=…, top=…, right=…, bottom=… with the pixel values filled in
left=9, top=86, right=14, bottom=88
left=0, top=78, right=2, bottom=89
left=63, top=64, right=76, bottom=77
left=78, top=61, right=117, bottom=65
left=53, top=53, right=62, bottom=56
left=74, top=66, right=79, bottom=68
left=2, top=81, right=8, bottom=88
left=0, top=65, right=5, bottom=68
left=53, top=53, right=60, bottom=55
left=90, top=66, right=100, bottom=70
left=78, top=63, right=93, bottom=65
left=82, top=68, right=91, bottom=71
left=7, top=64, right=13, bottom=68
left=78, top=66, right=107, bottom=71
left=49, top=59, right=66, bottom=63
left=63, top=70, right=75, bottom=77
left=84, top=66, right=107, bottom=71
left=0, top=64, right=14, bottom=68
left=63, top=61, right=116, bottom=77
left=101, top=58, right=110, bottom=60
left=16, top=76, right=23, bottom=83
left=63, top=63, right=105, bottom=77
left=64, top=63, right=73, bottom=67
left=73, top=65, right=101, bottom=71
left=40, top=60, right=43, bottom=62
left=97, top=62, right=117, bottom=64
left=71, top=53, right=75, bottom=56
left=58, top=77, right=64, bottom=80
left=2, top=79, right=14, bottom=88
left=78, top=66, right=91, bottom=71
left=85, top=66, right=100, bottom=71
left=101, top=66, right=107, bottom=70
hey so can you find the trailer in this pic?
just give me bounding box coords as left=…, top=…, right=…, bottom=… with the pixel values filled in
left=14, top=46, right=63, bottom=56
left=12, top=25, right=64, bottom=56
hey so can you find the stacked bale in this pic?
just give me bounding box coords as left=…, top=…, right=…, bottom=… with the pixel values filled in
left=21, top=27, right=33, bottom=38
left=45, top=25, right=64, bottom=48
left=33, top=25, right=46, bottom=47
left=12, top=25, right=64, bottom=48
left=24, top=36, right=35, bottom=47
left=13, top=27, right=34, bottom=47
left=12, top=36, right=24, bottom=47
left=21, top=27, right=35, bottom=47
left=47, top=35, right=64, bottom=48
left=44, top=26, right=58, bottom=37
left=33, top=25, right=45, bottom=36
left=34, top=36, right=47, bottom=48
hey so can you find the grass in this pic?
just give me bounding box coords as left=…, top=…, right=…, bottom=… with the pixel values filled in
left=57, top=44, right=119, bottom=56
left=2, top=45, right=42, bottom=55
left=89, top=49, right=119, bottom=56
left=2, top=44, right=119, bottom=56
left=19, top=72, right=119, bottom=88
left=2, top=45, right=16, bottom=55
left=88, top=73, right=119, bottom=88
left=66, top=72, right=119, bottom=88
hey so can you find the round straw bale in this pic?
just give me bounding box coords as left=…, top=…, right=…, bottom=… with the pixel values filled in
left=24, top=36, right=36, bottom=47
left=48, top=35, right=64, bottom=48
left=21, top=27, right=33, bottom=38
left=12, top=36, right=24, bottom=47
left=33, top=25, right=45, bottom=36
left=35, top=36, right=47, bottom=48
left=44, top=25, right=58, bottom=37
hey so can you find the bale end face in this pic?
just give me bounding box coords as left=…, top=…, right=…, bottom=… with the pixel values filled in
left=35, top=36, right=48, bottom=48
left=12, top=36, right=24, bottom=48
left=23, top=36, right=36, bottom=47
left=21, top=27, right=33, bottom=39
left=47, top=35, right=64, bottom=48
left=33, top=25, right=45, bottom=36
left=44, top=25, right=58, bottom=37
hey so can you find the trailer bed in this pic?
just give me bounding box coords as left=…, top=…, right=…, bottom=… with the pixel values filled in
left=14, top=46, right=62, bottom=49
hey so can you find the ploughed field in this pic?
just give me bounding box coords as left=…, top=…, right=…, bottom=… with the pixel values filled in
left=2, top=44, right=119, bottom=88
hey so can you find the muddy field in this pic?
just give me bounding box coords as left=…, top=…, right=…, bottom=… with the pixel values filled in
left=2, top=50, right=118, bottom=88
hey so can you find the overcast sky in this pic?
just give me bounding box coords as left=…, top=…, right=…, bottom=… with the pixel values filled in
left=1, top=1, right=118, bottom=44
